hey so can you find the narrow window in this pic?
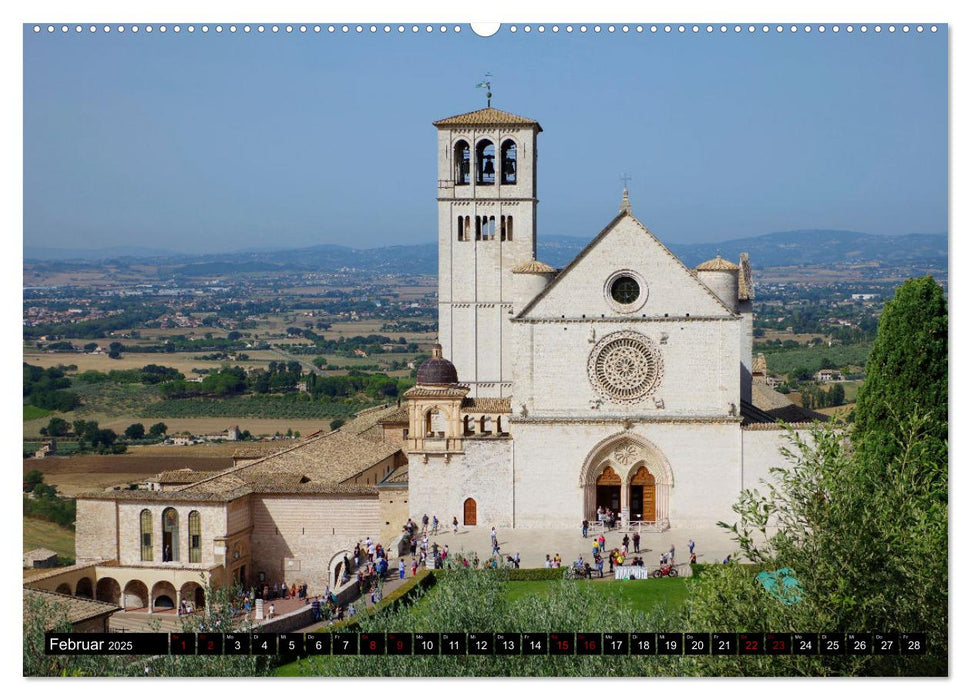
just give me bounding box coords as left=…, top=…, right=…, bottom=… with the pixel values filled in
left=489, top=216, right=496, bottom=240
left=506, top=216, right=513, bottom=241
left=140, top=509, right=153, bottom=561
left=189, top=510, right=202, bottom=563
left=457, top=216, right=463, bottom=241
left=500, top=216, right=507, bottom=241
left=501, top=140, right=517, bottom=184
left=476, top=140, right=496, bottom=185
left=454, top=140, right=470, bottom=185
left=161, top=507, right=179, bottom=562
left=475, top=216, right=482, bottom=241
left=464, top=216, right=471, bottom=241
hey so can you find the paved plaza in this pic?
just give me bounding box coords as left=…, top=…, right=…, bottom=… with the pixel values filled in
left=394, top=523, right=744, bottom=570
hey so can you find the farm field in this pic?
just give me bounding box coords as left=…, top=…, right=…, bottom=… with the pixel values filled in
left=23, top=453, right=235, bottom=496
left=23, top=517, right=76, bottom=561
left=24, top=412, right=329, bottom=440
left=760, top=341, right=871, bottom=377
left=22, top=348, right=279, bottom=375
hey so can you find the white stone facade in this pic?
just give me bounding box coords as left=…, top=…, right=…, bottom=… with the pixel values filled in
left=408, top=106, right=815, bottom=531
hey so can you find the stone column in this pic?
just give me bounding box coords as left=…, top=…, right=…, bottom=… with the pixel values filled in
left=620, top=480, right=629, bottom=526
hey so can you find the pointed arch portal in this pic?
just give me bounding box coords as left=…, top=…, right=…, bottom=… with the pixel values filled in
left=580, top=432, right=673, bottom=525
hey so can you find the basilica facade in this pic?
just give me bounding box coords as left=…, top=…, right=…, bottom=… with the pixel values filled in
left=405, top=105, right=819, bottom=530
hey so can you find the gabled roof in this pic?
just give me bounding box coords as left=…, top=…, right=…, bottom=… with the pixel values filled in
left=515, top=212, right=736, bottom=319
left=433, top=107, right=542, bottom=131
left=24, top=588, right=122, bottom=628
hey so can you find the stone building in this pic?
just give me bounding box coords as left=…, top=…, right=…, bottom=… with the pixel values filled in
left=52, top=103, right=822, bottom=614
left=405, top=104, right=821, bottom=530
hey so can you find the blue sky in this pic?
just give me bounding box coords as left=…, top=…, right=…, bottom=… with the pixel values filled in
left=23, top=24, right=947, bottom=252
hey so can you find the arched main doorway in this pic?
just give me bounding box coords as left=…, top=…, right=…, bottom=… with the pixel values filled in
left=595, top=465, right=622, bottom=513
left=463, top=497, right=477, bottom=526
left=580, top=434, right=674, bottom=526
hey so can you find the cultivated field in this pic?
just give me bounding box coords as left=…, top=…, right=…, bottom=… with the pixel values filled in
left=23, top=517, right=76, bottom=560
left=22, top=348, right=279, bottom=375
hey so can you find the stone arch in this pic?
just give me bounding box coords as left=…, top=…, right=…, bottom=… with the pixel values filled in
left=55, top=583, right=71, bottom=595
left=151, top=580, right=177, bottom=611
left=179, top=581, right=204, bottom=612
left=579, top=432, right=674, bottom=524
left=328, top=550, right=353, bottom=587
left=96, top=577, right=121, bottom=605
left=123, top=579, right=149, bottom=609
left=74, top=576, right=93, bottom=599
left=475, top=138, right=496, bottom=185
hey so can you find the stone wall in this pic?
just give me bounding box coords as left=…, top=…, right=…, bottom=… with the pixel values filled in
left=75, top=499, right=119, bottom=563
left=115, top=501, right=228, bottom=569
left=248, top=494, right=382, bottom=595
left=407, top=438, right=514, bottom=528
left=378, top=487, right=410, bottom=544
left=511, top=421, right=745, bottom=529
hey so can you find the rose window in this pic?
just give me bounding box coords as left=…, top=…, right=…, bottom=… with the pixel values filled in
left=588, top=331, right=663, bottom=404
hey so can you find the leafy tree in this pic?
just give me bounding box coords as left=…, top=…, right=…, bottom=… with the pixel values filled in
left=828, top=382, right=845, bottom=407
left=125, top=423, right=146, bottom=440
left=149, top=422, right=168, bottom=436
left=853, top=276, right=947, bottom=470
left=329, top=418, right=345, bottom=431
left=23, top=469, right=44, bottom=492
left=46, top=417, right=70, bottom=437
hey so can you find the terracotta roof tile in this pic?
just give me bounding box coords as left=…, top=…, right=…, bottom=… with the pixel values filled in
left=696, top=255, right=740, bottom=272
left=511, top=259, right=557, bottom=274
left=433, top=106, right=541, bottom=130
left=24, top=588, right=121, bottom=627
left=461, top=397, right=512, bottom=413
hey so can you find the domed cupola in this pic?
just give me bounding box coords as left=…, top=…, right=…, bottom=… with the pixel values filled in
left=696, top=255, right=740, bottom=312
left=416, top=344, right=459, bottom=385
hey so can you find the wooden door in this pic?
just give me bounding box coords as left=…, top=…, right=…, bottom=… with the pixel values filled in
left=463, top=498, right=477, bottom=526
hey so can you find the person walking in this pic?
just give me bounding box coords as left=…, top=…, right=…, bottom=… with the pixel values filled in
left=490, top=526, right=497, bottom=546
left=688, top=538, right=695, bottom=555
left=622, top=534, right=630, bottom=549
left=452, top=516, right=459, bottom=534
left=432, top=515, right=439, bottom=535
left=669, top=544, right=676, bottom=564
left=399, top=558, right=405, bottom=580
left=582, top=519, right=589, bottom=538
left=598, top=534, right=605, bottom=553
left=422, top=513, right=429, bottom=534
left=633, top=531, right=641, bottom=553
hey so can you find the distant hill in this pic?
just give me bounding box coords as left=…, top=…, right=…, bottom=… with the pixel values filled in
left=25, top=230, right=946, bottom=275
left=23, top=244, right=183, bottom=261
left=540, top=230, right=948, bottom=269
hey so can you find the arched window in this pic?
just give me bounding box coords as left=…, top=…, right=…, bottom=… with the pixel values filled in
left=140, top=509, right=153, bottom=561
left=476, top=140, right=495, bottom=185
left=454, top=140, right=470, bottom=185
left=475, top=216, right=482, bottom=241
left=464, top=216, right=471, bottom=241
left=162, top=507, right=179, bottom=562
left=501, top=140, right=517, bottom=184
left=506, top=216, right=513, bottom=241
left=188, top=510, right=202, bottom=563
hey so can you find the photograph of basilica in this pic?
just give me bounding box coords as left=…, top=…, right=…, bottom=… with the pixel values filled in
left=26, top=104, right=822, bottom=611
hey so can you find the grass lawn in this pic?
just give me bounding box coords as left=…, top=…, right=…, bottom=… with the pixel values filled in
left=502, top=577, right=689, bottom=615
left=23, top=517, right=75, bottom=562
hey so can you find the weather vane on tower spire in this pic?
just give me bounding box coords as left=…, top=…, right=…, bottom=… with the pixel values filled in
left=476, top=73, right=493, bottom=107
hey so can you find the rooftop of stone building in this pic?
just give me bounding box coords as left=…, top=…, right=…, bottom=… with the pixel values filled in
left=24, top=587, right=122, bottom=627
left=432, top=106, right=542, bottom=130
left=461, top=397, right=512, bottom=413
left=696, top=255, right=740, bottom=272
left=173, top=429, right=403, bottom=498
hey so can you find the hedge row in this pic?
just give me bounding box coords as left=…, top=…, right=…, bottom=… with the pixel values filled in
left=319, top=569, right=437, bottom=633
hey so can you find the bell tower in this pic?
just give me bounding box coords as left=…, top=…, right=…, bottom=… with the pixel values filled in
left=432, top=106, right=542, bottom=397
